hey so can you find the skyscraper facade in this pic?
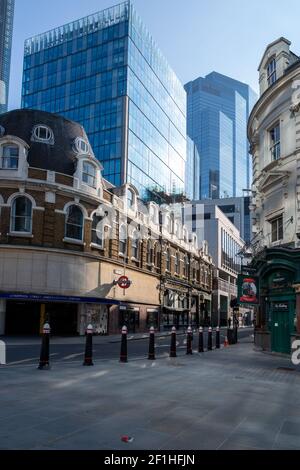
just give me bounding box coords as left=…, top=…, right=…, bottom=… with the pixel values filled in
left=21, top=1, right=186, bottom=200
left=185, top=72, right=257, bottom=200
left=185, top=136, right=200, bottom=201
left=0, top=0, right=15, bottom=114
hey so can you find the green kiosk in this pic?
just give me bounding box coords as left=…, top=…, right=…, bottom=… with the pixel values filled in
left=239, top=247, right=300, bottom=355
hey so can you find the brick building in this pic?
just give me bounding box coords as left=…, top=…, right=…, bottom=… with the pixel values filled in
left=0, top=109, right=213, bottom=336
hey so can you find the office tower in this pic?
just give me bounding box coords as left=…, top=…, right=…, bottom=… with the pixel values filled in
left=0, top=0, right=15, bottom=114
left=185, top=72, right=257, bottom=199
left=22, top=1, right=187, bottom=200
left=185, top=136, right=200, bottom=201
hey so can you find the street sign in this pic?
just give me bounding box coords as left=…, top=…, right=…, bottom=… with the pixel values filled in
left=117, top=276, right=131, bottom=289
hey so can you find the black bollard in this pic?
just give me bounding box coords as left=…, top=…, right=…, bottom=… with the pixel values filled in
left=235, top=326, right=238, bottom=344
left=83, top=324, right=94, bottom=366
left=207, top=326, right=212, bottom=351
left=198, top=326, right=204, bottom=353
left=148, top=326, right=155, bottom=360
left=38, top=322, right=51, bottom=370
left=120, top=325, right=128, bottom=363
left=186, top=325, right=193, bottom=355
left=216, top=326, right=220, bottom=349
left=170, top=326, right=177, bottom=358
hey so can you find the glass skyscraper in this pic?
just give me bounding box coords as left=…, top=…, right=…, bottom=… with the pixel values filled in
left=21, top=1, right=186, bottom=200
left=185, top=136, right=200, bottom=201
left=0, top=0, right=15, bottom=114
left=185, top=72, right=257, bottom=199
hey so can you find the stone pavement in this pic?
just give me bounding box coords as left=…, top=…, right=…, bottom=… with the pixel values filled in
left=1, top=336, right=300, bottom=450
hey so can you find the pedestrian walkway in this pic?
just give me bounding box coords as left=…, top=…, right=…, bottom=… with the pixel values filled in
left=0, top=336, right=299, bottom=450
left=1, top=326, right=253, bottom=345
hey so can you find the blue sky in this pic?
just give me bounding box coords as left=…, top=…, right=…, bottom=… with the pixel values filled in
left=8, top=0, right=300, bottom=109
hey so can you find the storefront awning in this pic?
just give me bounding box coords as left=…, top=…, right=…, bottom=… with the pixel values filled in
left=0, top=292, right=120, bottom=305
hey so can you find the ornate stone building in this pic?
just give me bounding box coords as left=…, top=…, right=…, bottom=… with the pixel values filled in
left=248, top=37, right=300, bottom=353
left=0, top=109, right=212, bottom=336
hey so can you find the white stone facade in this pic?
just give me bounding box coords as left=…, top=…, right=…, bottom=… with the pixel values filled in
left=248, top=37, right=300, bottom=252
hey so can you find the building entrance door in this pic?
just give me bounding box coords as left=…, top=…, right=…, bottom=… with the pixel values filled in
left=271, top=302, right=291, bottom=354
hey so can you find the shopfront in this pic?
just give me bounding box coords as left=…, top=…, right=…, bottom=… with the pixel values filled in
left=251, top=247, right=300, bottom=354
left=0, top=293, right=119, bottom=336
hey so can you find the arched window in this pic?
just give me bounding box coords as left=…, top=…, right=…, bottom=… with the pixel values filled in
left=150, top=205, right=158, bottom=224
left=146, top=239, right=152, bottom=264
left=11, top=196, right=32, bottom=233
left=175, top=252, right=180, bottom=274
left=131, top=230, right=139, bottom=259
left=127, top=188, right=134, bottom=208
left=65, top=205, right=83, bottom=240
left=82, top=162, right=96, bottom=187
left=165, top=215, right=171, bottom=233
left=91, top=214, right=104, bottom=247
left=119, top=224, right=127, bottom=255
left=154, top=243, right=160, bottom=268
left=1, top=144, right=19, bottom=169
left=166, top=248, right=171, bottom=271
left=183, top=255, right=189, bottom=277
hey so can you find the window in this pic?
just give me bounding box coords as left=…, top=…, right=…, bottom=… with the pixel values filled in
left=175, top=252, right=180, bottom=274
left=2, top=145, right=19, bottom=169
left=146, top=240, right=152, bottom=264
left=271, top=216, right=283, bottom=242
left=166, top=248, right=171, bottom=271
left=74, top=137, right=89, bottom=155
left=119, top=224, right=127, bottom=255
left=270, top=124, right=280, bottom=160
left=150, top=205, right=158, bottom=224
left=267, top=58, right=276, bottom=86
left=11, top=196, right=32, bottom=233
left=127, top=188, right=134, bottom=208
left=82, top=162, right=96, bottom=187
left=32, top=125, right=54, bottom=144
left=131, top=231, right=139, bottom=259
left=183, top=255, right=189, bottom=277
left=65, top=205, right=83, bottom=240
left=91, top=214, right=104, bottom=246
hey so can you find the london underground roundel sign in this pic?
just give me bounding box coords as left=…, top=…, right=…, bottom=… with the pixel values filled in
left=117, top=275, right=131, bottom=289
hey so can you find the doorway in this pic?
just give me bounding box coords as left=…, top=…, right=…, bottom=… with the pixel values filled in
left=271, top=301, right=291, bottom=354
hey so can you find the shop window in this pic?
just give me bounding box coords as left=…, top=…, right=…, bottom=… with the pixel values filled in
left=146, top=311, right=159, bottom=329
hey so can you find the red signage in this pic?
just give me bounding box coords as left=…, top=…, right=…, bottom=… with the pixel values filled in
left=238, top=275, right=259, bottom=305
left=117, top=276, right=131, bottom=289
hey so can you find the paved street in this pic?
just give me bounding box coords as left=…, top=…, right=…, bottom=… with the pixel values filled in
left=3, top=327, right=252, bottom=365
left=1, top=332, right=300, bottom=450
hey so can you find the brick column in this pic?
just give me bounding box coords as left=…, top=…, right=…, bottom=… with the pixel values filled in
left=293, top=284, right=300, bottom=334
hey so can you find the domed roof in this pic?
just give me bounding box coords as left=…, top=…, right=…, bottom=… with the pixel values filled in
left=0, top=109, right=92, bottom=176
